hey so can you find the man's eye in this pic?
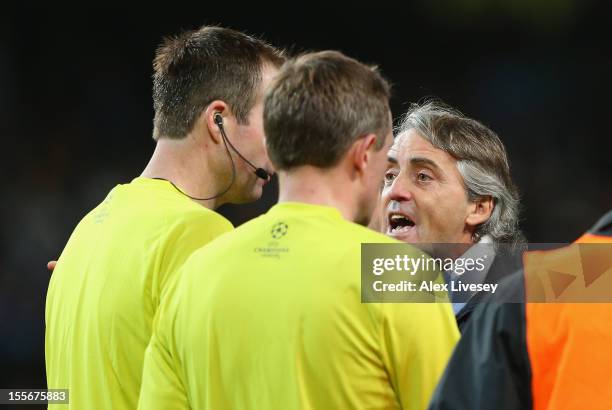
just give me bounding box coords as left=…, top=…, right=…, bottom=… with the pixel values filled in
left=417, top=172, right=433, bottom=182
left=384, top=171, right=397, bottom=184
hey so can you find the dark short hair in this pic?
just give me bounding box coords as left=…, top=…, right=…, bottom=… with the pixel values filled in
left=152, top=26, right=285, bottom=140
left=264, top=51, right=391, bottom=170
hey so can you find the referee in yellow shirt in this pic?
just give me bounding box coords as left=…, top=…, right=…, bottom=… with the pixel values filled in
left=139, top=51, right=459, bottom=410
left=45, top=27, right=284, bottom=409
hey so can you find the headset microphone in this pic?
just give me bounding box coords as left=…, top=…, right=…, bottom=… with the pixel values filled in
left=151, top=113, right=269, bottom=202
left=214, top=113, right=270, bottom=181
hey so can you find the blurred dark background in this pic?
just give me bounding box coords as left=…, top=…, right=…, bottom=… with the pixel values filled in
left=1, top=0, right=610, bottom=397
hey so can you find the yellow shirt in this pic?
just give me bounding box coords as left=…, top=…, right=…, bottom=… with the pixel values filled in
left=45, top=177, right=233, bottom=409
left=139, top=202, right=459, bottom=410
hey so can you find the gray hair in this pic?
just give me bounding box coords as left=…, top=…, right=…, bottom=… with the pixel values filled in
left=396, top=100, right=525, bottom=248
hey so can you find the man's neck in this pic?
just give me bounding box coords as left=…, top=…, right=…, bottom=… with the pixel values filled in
left=277, top=166, right=359, bottom=223
left=141, top=137, right=223, bottom=210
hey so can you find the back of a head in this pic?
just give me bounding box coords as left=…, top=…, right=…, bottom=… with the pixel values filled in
left=152, top=25, right=285, bottom=140
left=264, top=50, right=392, bottom=170
left=397, top=101, right=524, bottom=247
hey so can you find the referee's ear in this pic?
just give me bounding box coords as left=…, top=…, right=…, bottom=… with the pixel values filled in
left=351, top=133, right=378, bottom=175
left=204, top=101, right=229, bottom=144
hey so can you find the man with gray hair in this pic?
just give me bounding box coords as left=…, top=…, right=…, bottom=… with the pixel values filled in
left=380, top=100, right=525, bottom=330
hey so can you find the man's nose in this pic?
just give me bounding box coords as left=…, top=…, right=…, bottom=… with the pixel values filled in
left=384, top=176, right=413, bottom=203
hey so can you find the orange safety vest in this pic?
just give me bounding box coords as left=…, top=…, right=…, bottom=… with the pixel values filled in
left=526, top=232, right=612, bottom=410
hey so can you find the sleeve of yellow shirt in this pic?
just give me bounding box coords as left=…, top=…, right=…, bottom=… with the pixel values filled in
left=138, top=272, right=189, bottom=410
left=138, top=325, right=189, bottom=409
left=152, top=210, right=233, bottom=308
left=378, top=302, right=459, bottom=410
left=139, top=211, right=232, bottom=409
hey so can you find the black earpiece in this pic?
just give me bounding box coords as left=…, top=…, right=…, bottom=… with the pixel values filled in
left=213, top=112, right=224, bottom=127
